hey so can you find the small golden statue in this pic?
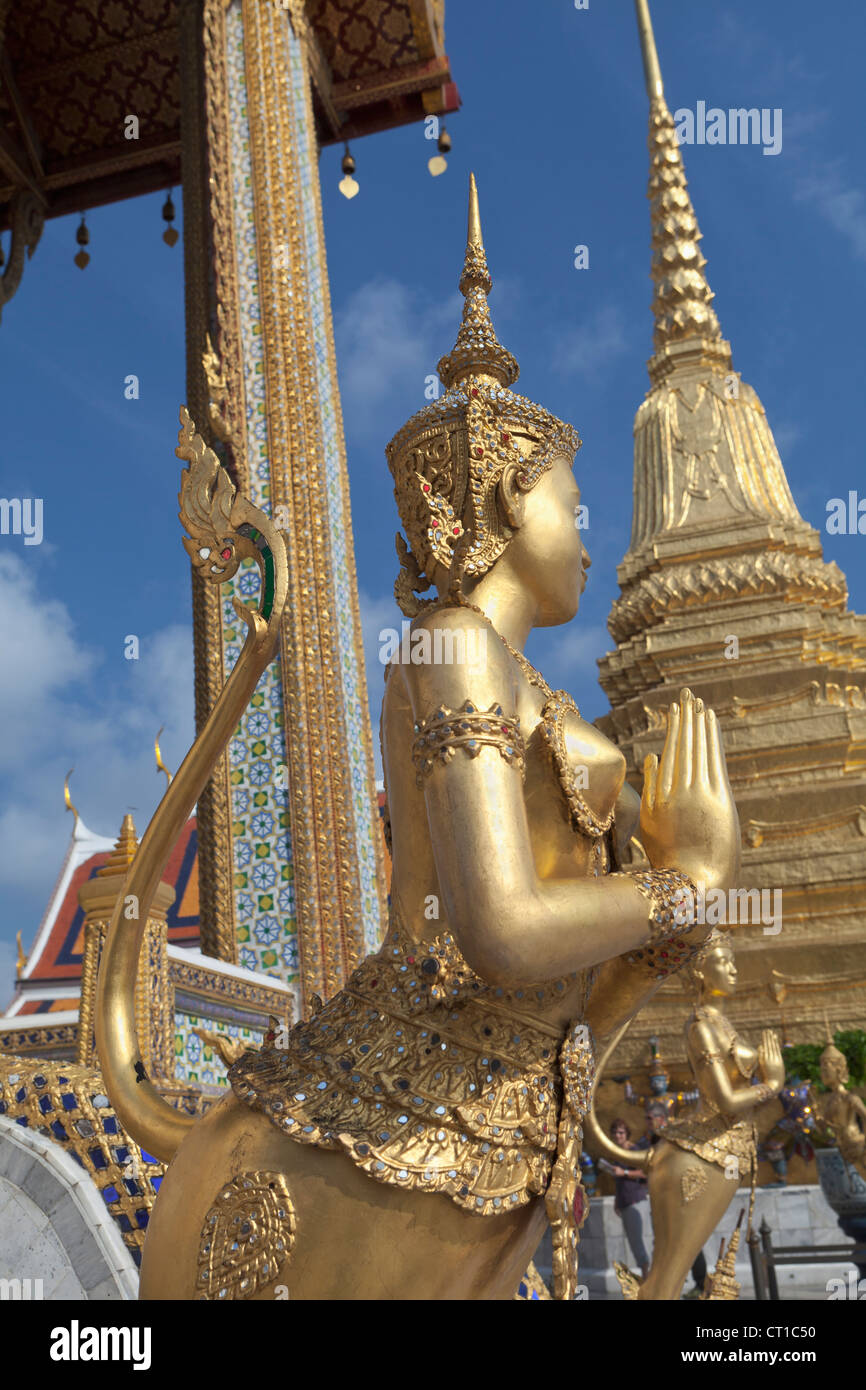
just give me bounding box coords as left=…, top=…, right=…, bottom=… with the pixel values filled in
left=590, top=933, right=784, bottom=1300
left=818, top=1023, right=866, bottom=1181
left=95, top=176, right=742, bottom=1301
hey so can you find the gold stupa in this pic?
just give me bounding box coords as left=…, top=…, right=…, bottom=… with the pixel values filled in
left=599, top=0, right=866, bottom=1068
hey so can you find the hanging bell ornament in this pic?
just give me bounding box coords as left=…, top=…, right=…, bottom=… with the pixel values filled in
left=162, top=190, right=179, bottom=247
left=74, top=215, right=90, bottom=270
left=339, top=145, right=359, bottom=199
left=428, top=124, right=451, bottom=177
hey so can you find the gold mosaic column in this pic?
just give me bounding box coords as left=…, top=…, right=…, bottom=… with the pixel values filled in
left=180, top=0, right=386, bottom=1010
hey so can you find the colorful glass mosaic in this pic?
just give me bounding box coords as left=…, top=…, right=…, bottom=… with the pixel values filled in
left=0, top=1061, right=163, bottom=1267
left=225, top=4, right=298, bottom=985
left=285, top=27, right=383, bottom=952
left=173, top=1010, right=263, bottom=1089
left=221, top=4, right=384, bottom=987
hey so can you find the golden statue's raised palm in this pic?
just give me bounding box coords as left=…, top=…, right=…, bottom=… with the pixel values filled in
left=640, top=688, right=740, bottom=892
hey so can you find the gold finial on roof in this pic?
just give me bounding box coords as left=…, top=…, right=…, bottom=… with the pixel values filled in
left=97, top=813, right=139, bottom=877
left=64, top=768, right=79, bottom=830
left=15, top=931, right=27, bottom=978
left=436, top=172, right=520, bottom=389
left=633, top=1, right=725, bottom=354
left=154, top=727, right=173, bottom=789
left=634, top=0, right=664, bottom=99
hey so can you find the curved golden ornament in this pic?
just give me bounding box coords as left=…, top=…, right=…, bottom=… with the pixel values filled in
left=94, top=409, right=289, bottom=1163
left=196, top=1170, right=296, bottom=1300
left=614, top=1261, right=642, bottom=1300
left=586, top=1020, right=653, bottom=1174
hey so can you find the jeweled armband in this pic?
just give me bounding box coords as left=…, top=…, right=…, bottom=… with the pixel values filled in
left=412, top=700, right=525, bottom=786
left=624, top=868, right=701, bottom=981
left=748, top=1083, right=777, bottom=1106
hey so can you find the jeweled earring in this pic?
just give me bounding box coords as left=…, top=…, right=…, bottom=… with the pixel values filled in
left=74, top=214, right=90, bottom=270
left=162, top=189, right=179, bottom=246
left=339, top=143, right=359, bottom=199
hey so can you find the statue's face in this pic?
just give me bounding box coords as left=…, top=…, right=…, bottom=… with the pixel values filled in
left=698, top=945, right=737, bottom=997
left=511, top=455, right=589, bottom=625
left=820, top=1053, right=847, bottom=1087
left=649, top=1074, right=667, bottom=1095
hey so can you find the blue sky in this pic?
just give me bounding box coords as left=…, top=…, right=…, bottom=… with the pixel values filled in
left=1, top=0, right=864, bottom=999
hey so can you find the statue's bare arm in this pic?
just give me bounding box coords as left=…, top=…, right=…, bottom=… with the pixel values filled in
left=688, top=1020, right=783, bottom=1117
left=401, top=612, right=736, bottom=988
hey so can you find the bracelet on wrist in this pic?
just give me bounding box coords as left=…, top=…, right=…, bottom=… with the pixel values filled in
left=623, top=868, right=702, bottom=981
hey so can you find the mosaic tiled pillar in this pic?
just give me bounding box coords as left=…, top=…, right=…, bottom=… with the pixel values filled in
left=185, top=0, right=386, bottom=1011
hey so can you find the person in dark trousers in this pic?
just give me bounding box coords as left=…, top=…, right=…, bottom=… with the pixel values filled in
left=607, top=1117, right=650, bottom=1278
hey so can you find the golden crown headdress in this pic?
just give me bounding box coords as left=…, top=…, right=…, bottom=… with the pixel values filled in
left=386, top=173, right=581, bottom=616
left=820, top=1015, right=847, bottom=1071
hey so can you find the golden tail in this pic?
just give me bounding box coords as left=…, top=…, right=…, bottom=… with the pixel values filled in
left=94, top=408, right=289, bottom=1163
left=585, top=1019, right=652, bottom=1173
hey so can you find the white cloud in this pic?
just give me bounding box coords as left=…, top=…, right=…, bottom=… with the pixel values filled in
left=769, top=421, right=801, bottom=459
left=0, top=555, right=194, bottom=901
left=552, top=305, right=628, bottom=379
left=0, top=935, right=16, bottom=1013
left=795, top=164, right=866, bottom=262
left=0, top=553, right=94, bottom=765
left=334, top=277, right=460, bottom=444
left=539, top=622, right=611, bottom=674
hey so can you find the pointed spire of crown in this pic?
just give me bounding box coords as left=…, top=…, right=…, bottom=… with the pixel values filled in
left=436, top=172, right=520, bottom=389
left=635, top=0, right=664, bottom=99
left=97, top=813, right=139, bottom=877
left=634, top=0, right=725, bottom=355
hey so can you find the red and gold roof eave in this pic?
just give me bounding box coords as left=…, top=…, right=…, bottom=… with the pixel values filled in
left=0, top=0, right=459, bottom=228
left=3, top=818, right=200, bottom=1018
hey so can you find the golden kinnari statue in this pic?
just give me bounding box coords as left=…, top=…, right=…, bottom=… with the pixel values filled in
left=95, top=176, right=743, bottom=1301
left=589, top=932, right=784, bottom=1300
left=819, top=1024, right=866, bottom=1181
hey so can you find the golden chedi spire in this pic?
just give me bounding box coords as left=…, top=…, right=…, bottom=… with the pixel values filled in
left=97, top=813, right=139, bottom=877
left=598, top=4, right=866, bottom=1080
left=607, top=0, right=839, bottom=599
left=635, top=0, right=725, bottom=356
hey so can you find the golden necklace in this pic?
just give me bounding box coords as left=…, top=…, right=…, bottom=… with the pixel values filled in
left=427, top=595, right=615, bottom=845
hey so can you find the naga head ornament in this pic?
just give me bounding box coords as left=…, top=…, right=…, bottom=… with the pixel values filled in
left=386, top=173, right=581, bottom=615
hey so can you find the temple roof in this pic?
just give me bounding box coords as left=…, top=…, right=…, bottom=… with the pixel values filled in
left=6, top=814, right=199, bottom=1018
left=0, top=0, right=458, bottom=227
